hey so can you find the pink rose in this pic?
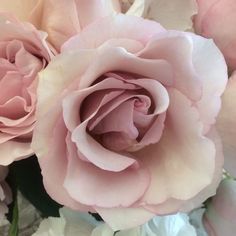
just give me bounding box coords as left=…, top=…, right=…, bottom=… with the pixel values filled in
left=216, top=73, right=236, bottom=177
left=0, top=0, right=120, bottom=50
left=32, top=15, right=227, bottom=230
left=194, top=0, right=236, bottom=70
left=203, top=179, right=236, bottom=236
left=0, top=14, right=52, bottom=165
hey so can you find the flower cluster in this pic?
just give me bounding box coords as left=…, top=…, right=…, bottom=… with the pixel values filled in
left=0, top=0, right=235, bottom=235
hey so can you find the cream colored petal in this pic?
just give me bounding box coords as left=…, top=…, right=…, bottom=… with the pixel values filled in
left=0, top=0, right=39, bottom=22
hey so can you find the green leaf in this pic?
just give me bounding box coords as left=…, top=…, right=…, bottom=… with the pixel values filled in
left=8, top=196, right=18, bottom=236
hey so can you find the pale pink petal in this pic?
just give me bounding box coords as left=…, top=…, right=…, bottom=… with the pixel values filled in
left=217, top=73, right=236, bottom=177
left=64, top=135, right=150, bottom=208
left=194, top=0, right=219, bottom=33
left=0, top=141, right=32, bottom=165
left=30, top=0, right=81, bottom=50
left=77, top=46, right=173, bottom=90
left=74, top=0, right=121, bottom=28
left=36, top=50, right=96, bottom=118
left=94, top=207, right=155, bottom=231
left=71, top=121, right=137, bottom=172
left=0, top=73, right=24, bottom=104
left=15, top=44, right=43, bottom=75
left=38, top=117, right=92, bottom=212
left=138, top=32, right=202, bottom=101
left=91, top=100, right=139, bottom=139
left=135, top=89, right=215, bottom=205
left=0, top=97, right=28, bottom=120
left=194, top=0, right=236, bottom=69
left=0, top=0, right=39, bottom=22
left=144, top=0, right=197, bottom=31
left=144, top=128, right=224, bottom=215
left=190, top=33, right=228, bottom=134
left=62, top=78, right=138, bottom=171
left=62, top=14, right=165, bottom=51
left=0, top=18, right=51, bottom=61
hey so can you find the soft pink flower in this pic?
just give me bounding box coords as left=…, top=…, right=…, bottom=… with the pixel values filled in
left=216, top=73, right=236, bottom=177
left=0, top=0, right=120, bottom=51
left=32, top=14, right=227, bottom=230
left=194, top=0, right=236, bottom=70
left=0, top=0, right=197, bottom=51
left=0, top=14, right=52, bottom=165
left=203, top=179, right=236, bottom=236
left=0, top=166, right=12, bottom=221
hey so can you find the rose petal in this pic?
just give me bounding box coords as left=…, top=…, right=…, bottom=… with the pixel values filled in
left=138, top=33, right=202, bottom=101
left=0, top=0, right=39, bottom=22
left=0, top=140, right=32, bottom=165
left=135, top=89, right=215, bottom=205
left=94, top=207, right=155, bottom=231
left=62, top=14, right=165, bottom=51
left=64, top=135, right=150, bottom=208
left=190, top=33, right=228, bottom=134
left=38, top=117, right=92, bottom=212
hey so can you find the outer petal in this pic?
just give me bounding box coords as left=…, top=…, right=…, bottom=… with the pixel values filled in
left=37, top=116, right=92, bottom=211
left=64, top=135, right=150, bottom=208
left=194, top=0, right=236, bottom=70
left=0, top=141, right=32, bottom=165
left=62, top=14, right=165, bottom=51
left=0, top=0, right=39, bottom=22
left=135, top=89, right=216, bottom=205
left=217, top=73, right=236, bottom=177
left=190, top=33, right=228, bottom=133
left=94, top=207, right=155, bottom=231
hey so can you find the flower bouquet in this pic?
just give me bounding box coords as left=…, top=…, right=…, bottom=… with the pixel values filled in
left=0, top=0, right=235, bottom=235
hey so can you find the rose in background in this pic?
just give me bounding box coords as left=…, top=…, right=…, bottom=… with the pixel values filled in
left=0, top=14, right=52, bottom=165
left=203, top=179, right=236, bottom=236
left=32, top=13, right=227, bottom=230
left=0, top=0, right=197, bottom=51
left=0, top=166, right=12, bottom=223
left=120, top=0, right=197, bottom=31
left=0, top=0, right=120, bottom=51
left=194, top=0, right=236, bottom=70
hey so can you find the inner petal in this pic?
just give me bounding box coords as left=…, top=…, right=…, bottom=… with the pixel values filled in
left=91, top=100, right=139, bottom=140
left=0, top=72, right=24, bottom=104
left=0, top=96, right=29, bottom=120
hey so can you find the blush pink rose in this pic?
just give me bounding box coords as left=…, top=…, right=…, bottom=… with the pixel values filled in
left=0, top=0, right=120, bottom=51
left=203, top=179, right=236, bottom=236
left=32, top=15, right=227, bottom=230
left=0, top=14, right=52, bottom=165
left=194, top=0, right=236, bottom=70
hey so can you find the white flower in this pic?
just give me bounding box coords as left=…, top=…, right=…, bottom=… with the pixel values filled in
left=33, top=208, right=200, bottom=236
left=141, top=213, right=197, bottom=236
